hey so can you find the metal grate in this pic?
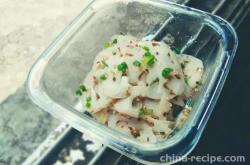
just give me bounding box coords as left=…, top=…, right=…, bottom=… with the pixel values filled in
left=186, top=0, right=250, bottom=27
left=26, top=0, right=250, bottom=165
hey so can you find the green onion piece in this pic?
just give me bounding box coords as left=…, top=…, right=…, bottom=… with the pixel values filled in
left=184, top=75, right=189, bottom=85
left=104, top=42, right=110, bottom=48
left=76, top=84, right=87, bottom=96
left=120, top=32, right=125, bottom=36
left=75, top=89, right=82, bottom=96
left=117, top=62, right=128, bottom=73
left=112, top=38, right=118, bottom=44
left=142, top=46, right=155, bottom=67
left=86, top=102, right=91, bottom=108
left=142, top=46, right=150, bottom=52
left=79, top=84, right=87, bottom=92
left=144, top=51, right=151, bottom=57
left=196, top=81, right=202, bottom=86
left=139, top=107, right=153, bottom=116
left=99, top=74, right=107, bottom=80
left=101, top=60, right=109, bottom=67
left=146, top=108, right=154, bottom=115
left=143, top=52, right=155, bottom=67
left=181, top=63, right=185, bottom=69
left=86, top=97, right=92, bottom=108
left=150, top=77, right=159, bottom=85
left=162, top=68, right=173, bottom=79
left=86, top=96, right=91, bottom=102
left=133, top=60, right=141, bottom=67
left=139, top=109, right=144, bottom=116
left=172, top=47, right=181, bottom=54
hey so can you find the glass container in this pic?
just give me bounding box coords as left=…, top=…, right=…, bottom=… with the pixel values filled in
left=27, top=0, right=238, bottom=164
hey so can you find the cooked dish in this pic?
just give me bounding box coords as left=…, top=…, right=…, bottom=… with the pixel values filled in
left=76, top=34, right=204, bottom=143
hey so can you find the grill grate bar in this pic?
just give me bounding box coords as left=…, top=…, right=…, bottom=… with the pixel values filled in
left=186, top=0, right=226, bottom=13
left=211, top=0, right=227, bottom=14
left=232, top=2, right=250, bottom=28
left=217, top=0, right=245, bottom=19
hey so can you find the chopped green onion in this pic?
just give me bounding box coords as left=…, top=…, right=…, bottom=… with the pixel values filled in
left=142, top=46, right=150, bottom=52
left=162, top=68, right=173, bottom=79
left=139, top=109, right=144, bottom=116
left=142, top=46, right=155, bottom=67
left=99, top=74, right=107, bottom=80
left=144, top=51, right=151, bottom=57
left=86, top=97, right=91, bottom=102
left=196, top=81, right=202, bottom=86
left=75, top=89, right=82, bottom=96
left=146, top=109, right=154, bottom=115
left=79, top=84, right=87, bottom=92
left=150, top=77, right=159, bottom=85
left=104, top=39, right=117, bottom=48
left=86, top=102, right=91, bottom=108
left=147, top=58, right=155, bottom=66
left=143, top=52, right=155, bottom=67
left=101, top=60, right=109, bottom=67
left=184, top=75, right=189, bottom=85
left=139, top=107, right=153, bottom=116
left=112, top=38, right=118, bottom=44
left=86, top=97, right=92, bottom=108
left=181, top=63, right=185, bottom=69
left=104, top=42, right=110, bottom=48
left=75, top=84, right=87, bottom=96
left=133, top=60, right=141, bottom=67
left=172, top=47, right=181, bottom=54
left=117, top=62, right=128, bottom=73
left=120, top=32, right=125, bottom=35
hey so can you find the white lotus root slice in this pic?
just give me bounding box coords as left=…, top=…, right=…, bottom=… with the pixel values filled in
left=179, top=54, right=204, bottom=88
left=79, top=35, right=204, bottom=143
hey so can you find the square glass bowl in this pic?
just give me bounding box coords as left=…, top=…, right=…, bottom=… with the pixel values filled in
left=27, top=0, right=238, bottom=164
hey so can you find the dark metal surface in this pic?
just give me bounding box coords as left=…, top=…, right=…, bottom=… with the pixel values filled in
left=35, top=0, right=250, bottom=164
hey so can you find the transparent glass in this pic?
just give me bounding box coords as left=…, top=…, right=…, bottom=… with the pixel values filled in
left=27, top=0, right=238, bottom=164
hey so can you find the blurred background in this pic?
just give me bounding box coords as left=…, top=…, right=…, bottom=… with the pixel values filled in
left=0, top=0, right=249, bottom=164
